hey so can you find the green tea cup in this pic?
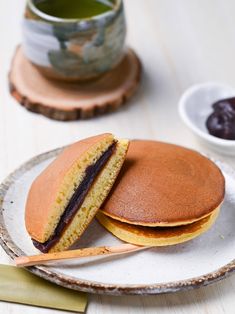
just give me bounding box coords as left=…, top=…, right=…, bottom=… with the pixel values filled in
left=22, top=0, right=126, bottom=81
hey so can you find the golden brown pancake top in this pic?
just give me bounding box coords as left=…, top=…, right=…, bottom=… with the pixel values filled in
left=101, top=140, right=225, bottom=225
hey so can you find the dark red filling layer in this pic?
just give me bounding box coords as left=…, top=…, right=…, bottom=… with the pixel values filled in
left=32, top=142, right=116, bottom=252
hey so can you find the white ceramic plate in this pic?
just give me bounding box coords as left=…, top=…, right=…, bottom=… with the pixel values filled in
left=0, top=147, right=235, bottom=295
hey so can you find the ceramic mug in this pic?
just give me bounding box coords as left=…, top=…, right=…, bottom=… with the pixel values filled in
left=22, top=0, right=126, bottom=81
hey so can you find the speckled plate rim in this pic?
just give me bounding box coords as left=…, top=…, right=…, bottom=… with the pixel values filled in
left=0, top=147, right=235, bottom=295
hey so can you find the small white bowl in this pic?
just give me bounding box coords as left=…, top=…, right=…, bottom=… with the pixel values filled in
left=178, top=82, right=235, bottom=156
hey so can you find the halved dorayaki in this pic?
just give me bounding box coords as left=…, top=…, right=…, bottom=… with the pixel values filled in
left=25, top=133, right=129, bottom=252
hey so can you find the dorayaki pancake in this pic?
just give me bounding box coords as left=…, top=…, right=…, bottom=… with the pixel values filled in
left=96, top=207, right=220, bottom=246
left=25, top=133, right=129, bottom=252
left=100, top=140, right=225, bottom=226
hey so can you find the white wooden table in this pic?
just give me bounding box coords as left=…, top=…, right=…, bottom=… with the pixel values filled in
left=1, top=0, right=235, bottom=313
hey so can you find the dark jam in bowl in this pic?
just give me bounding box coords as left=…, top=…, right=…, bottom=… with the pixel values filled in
left=206, top=98, right=235, bottom=140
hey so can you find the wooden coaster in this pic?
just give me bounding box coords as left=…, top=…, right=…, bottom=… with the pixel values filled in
left=9, top=46, right=141, bottom=121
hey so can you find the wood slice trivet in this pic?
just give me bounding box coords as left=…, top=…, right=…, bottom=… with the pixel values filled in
left=9, top=46, right=141, bottom=121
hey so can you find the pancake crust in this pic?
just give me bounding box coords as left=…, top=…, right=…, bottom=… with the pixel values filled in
left=96, top=206, right=220, bottom=246
left=101, top=140, right=225, bottom=226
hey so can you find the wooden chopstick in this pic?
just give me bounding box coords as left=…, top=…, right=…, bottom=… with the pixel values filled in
left=14, top=244, right=148, bottom=267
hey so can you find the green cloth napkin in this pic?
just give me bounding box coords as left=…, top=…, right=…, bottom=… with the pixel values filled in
left=0, top=264, right=87, bottom=312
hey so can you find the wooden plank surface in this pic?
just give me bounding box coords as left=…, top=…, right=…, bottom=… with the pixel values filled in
left=0, top=0, right=235, bottom=313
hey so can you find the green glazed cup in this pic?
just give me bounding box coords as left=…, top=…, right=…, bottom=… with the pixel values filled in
left=22, top=0, right=126, bottom=81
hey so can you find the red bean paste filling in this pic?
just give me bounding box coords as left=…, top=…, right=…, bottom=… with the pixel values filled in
left=206, top=99, right=235, bottom=139
left=32, top=142, right=117, bottom=252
